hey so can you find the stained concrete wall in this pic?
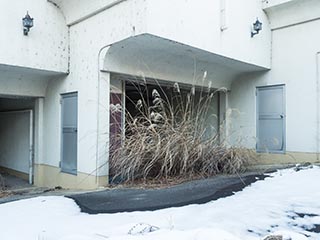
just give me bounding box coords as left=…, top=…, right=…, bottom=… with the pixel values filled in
left=146, top=0, right=271, bottom=68
left=49, top=0, right=124, bottom=25
left=41, top=0, right=271, bottom=182
left=229, top=17, right=320, bottom=158
left=0, top=0, right=286, bottom=188
left=54, top=0, right=271, bottom=68
left=41, top=0, right=148, bottom=179
left=0, top=0, right=68, bottom=73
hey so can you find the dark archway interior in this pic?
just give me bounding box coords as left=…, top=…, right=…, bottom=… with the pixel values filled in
left=0, top=96, right=36, bottom=189
left=125, top=80, right=220, bottom=138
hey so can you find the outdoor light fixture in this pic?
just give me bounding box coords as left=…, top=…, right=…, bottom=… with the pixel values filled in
left=22, top=12, right=34, bottom=36
left=251, top=18, right=262, bottom=38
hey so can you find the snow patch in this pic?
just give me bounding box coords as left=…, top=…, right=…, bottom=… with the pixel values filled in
left=0, top=167, right=320, bottom=239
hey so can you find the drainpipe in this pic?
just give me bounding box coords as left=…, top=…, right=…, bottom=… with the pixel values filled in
left=316, top=52, right=320, bottom=161
left=96, top=44, right=112, bottom=183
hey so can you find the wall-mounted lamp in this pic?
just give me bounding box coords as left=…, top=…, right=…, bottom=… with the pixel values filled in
left=22, top=12, right=34, bottom=36
left=251, top=18, right=262, bottom=38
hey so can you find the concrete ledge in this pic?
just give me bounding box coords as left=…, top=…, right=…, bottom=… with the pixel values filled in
left=34, top=164, right=108, bottom=190
left=255, top=151, right=320, bottom=165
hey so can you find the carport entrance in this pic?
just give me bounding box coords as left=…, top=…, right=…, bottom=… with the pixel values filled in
left=101, top=34, right=269, bottom=182
left=109, top=74, right=221, bottom=182
left=0, top=97, right=35, bottom=187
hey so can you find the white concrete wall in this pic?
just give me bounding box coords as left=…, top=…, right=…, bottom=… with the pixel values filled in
left=55, top=0, right=271, bottom=68
left=0, top=111, right=31, bottom=174
left=264, top=0, right=320, bottom=30
left=2, top=0, right=318, bottom=186
left=146, top=0, right=271, bottom=68
left=42, top=0, right=148, bottom=176
left=41, top=0, right=272, bottom=178
left=49, top=0, right=124, bottom=25
left=34, top=98, right=44, bottom=167
left=0, top=0, right=68, bottom=73
left=229, top=18, right=320, bottom=154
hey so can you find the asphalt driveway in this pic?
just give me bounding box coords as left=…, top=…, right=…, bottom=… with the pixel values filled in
left=68, top=172, right=268, bottom=214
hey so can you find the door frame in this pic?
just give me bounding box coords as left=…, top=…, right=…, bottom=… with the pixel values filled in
left=256, top=84, right=286, bottom=154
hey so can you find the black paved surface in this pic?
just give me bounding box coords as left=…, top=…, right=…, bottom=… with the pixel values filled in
left=68, top=172, right=268, bottom=214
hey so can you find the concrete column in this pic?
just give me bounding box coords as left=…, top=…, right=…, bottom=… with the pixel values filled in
left=34, top=97, right=44, bottom=185
left=96, top=71, right=110, bottom=186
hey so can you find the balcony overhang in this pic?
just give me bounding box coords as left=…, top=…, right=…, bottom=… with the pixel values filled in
left=263, top=0, right=320, bottom=30
left=0, top=64, right=67, bottom=81
left=262, top=0, right=295, bottom=10
left=0, top=64, right=67, bottom=97
left=102, top=34, right=268, bottom=90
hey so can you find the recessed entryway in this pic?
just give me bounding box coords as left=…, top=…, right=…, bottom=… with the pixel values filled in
left=109, top=74, right=221, bottom=182
left=0, top=96, right=36, bottom=187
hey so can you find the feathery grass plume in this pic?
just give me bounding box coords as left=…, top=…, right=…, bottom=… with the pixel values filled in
left=173, top=82, right=181, bottom=93
left=109, top=79, right=254, bottom=183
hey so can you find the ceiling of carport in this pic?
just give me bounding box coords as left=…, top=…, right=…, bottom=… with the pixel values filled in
left=103, top=34, right=268, bottom=89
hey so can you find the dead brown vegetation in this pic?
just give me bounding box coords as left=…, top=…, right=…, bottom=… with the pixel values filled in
left=0, top=173, right=6, bottom=191
left=110, top=78, right=254, bottom=183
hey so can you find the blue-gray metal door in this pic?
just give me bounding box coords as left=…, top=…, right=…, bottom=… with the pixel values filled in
left=256, top=85, right=285, bottom=153
left=61, top=92, right=78, bottom=174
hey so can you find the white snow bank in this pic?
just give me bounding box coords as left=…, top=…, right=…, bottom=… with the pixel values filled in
left=0, top=166, right=319, bottom=240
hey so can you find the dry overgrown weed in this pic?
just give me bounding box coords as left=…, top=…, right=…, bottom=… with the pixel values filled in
left=0, top=173, right=5, bottom=191
left=110, top=76, right=254, bottom=183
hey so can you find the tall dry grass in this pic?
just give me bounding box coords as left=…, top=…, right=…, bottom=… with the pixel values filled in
left=109, top=77, right=254, bottom=182
left=0, top=174, right=5, bottom=191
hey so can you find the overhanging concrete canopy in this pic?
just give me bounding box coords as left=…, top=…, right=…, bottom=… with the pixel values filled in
left=0, top=64, right=67, bottom=97
left=263, top=0, right=320, bottom=30
left=0, top=64, right=67, bottom=81
left=103, top=34, right=268, bottom=90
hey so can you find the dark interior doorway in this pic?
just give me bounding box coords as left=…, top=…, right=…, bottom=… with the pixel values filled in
left=0, top=96, right=36, bottom=189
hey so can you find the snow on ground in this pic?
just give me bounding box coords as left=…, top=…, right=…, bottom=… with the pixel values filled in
left=0, top=167, right=320, bottom=240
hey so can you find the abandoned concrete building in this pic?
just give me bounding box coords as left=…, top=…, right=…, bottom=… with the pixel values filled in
left=0, top=0, right=319, bottom=189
